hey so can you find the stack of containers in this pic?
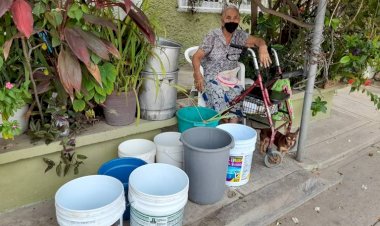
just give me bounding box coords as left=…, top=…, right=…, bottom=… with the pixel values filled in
left=139, top=38, right=182, bottom=120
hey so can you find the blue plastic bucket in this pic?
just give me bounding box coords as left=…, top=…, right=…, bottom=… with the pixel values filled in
left=98, top=157, right=147, bottom=220
left=176, top=106, right=220, bottom=133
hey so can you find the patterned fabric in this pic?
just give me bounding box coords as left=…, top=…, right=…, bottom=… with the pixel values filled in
left=199, top=28, right=248, bottom=116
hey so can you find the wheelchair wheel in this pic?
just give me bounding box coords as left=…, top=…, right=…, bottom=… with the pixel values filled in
left=264, top=150, right=283, bottom=168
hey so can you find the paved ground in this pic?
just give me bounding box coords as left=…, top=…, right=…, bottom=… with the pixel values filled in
left=0, top=71, right=379, bottom=225
left=268, top=142, right=380, bottom=226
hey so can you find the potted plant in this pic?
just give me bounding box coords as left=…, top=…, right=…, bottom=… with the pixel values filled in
left=0, top=0, right=155, bottom=176
left=99, top=2, right=155, bottom=126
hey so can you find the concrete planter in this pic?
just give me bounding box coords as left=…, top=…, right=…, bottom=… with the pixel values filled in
left=288, top=85, right=345, bottom=128
left=0, top=118, right=176, bottom=213
left=248, top=85, right=345, bottom=129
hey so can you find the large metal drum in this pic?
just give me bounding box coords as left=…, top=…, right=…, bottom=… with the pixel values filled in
left=144, top=38, right=182, bottom=73
left=139, top=70, right=178, bottom=120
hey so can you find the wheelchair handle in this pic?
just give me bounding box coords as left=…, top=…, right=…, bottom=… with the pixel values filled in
left=230, top=44, right=281, bottom=70
left=230, top=44, right=259, bottom=71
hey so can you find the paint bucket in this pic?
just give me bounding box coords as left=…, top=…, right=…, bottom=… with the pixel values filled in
left=55, top=175, right=125, bottom=226
left=180, top=127, right=234, bottom=204
left=98, top=157, right=147, bottom=220
left=176, top=106, right=220, bottom=133
left=217, top=123, right=257, bottom=186
left=128, top=163, right=189, bottom=226
left=118, top=139, right=156, bottom=163
left=154, top=132, right=184, bottom=169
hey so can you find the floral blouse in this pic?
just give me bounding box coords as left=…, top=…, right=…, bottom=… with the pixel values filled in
left=199, top=28, right=248, bottom=81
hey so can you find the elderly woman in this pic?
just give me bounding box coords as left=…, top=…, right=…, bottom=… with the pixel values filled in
left=192, top=5, right=271, bottom=123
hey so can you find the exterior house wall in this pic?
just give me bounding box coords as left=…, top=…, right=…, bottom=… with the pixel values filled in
left=147, top=0, right=223, bottom=65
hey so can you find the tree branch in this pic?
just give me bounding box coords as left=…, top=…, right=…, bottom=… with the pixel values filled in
left=344, top=0, right=364, bottom=28
left=21, top=38, right=44, bottom=123
left=252, top=0, right=314, bottom=29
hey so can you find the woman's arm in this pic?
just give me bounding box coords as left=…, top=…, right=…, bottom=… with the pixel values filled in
left=245, top=36, right=272, bottom=68
left=192, top=49, right=206, bottom=92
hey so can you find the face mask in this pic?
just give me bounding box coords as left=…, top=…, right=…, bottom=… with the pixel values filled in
left=224, top=22, right=239, bottom=33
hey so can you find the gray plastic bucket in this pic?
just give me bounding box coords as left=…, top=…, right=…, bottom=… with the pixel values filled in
left=180, top=127, right=234, bottom=205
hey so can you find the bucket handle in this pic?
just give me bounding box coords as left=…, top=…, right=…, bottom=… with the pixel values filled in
left=193, top=122, right=206, bottom=127
left=163, top=150, right=183, bottom=164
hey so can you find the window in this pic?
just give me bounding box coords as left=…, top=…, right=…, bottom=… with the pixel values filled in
left=177, top=0, right=252, bottom=14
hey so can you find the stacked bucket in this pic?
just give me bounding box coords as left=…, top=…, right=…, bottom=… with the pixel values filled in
left=139, top=38, right=182, bottom=120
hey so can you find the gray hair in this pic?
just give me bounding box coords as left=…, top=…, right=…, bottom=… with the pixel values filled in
left=221, top=5, right=240, bottom=16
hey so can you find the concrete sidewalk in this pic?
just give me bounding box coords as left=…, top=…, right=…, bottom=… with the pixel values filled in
left=0, top=73, right=379, bottom=225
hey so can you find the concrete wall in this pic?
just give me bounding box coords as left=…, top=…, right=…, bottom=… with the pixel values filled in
left=0, top=119, right=176, bottom=213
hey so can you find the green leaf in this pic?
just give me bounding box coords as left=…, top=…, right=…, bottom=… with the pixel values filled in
left=339, top=56, right=351, bottom=64
left=0, top=56, right=3, bottom=70
left=32, top=2, right=45, bottom=17
left=56, top=162, right=62, bottom=176
left=73, top=99, right=86, bottom=112
left=51, top=36, right=61, bottom=47
left=101, top=63, right=117, bottom=83
left=91, top=54, right=102, bottom=65
left=94, top=85, right=106, bottom=96
left=64, top=164, right=71, bottom=176
left=77, top=154, right=87, bottom=160
left=74, top=166, right=79, bottom=175
left=84, top=88, right=95, bottom=101
left=94, top=92, right=106, bottom=103
left=81, top=4, right=90, bottom=14
left=331, top=18, right=340, bottom=30
left=68, top=4, right=80, bottom=19
left=75, top=91, right=84, bottom=99
left=45, top=11, right=63, bottom=28
left=44, top=163, right=54, bottom=173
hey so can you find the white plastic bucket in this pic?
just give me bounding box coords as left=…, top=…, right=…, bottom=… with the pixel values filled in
left=217, top=123, right=257, bottom=186
left=55, top=175, right=125, bottom=226
left=0, top=105, right=29, bottom=139
left=154, top=132, right=184, bottom=169
left=128, top=163, right=189, bottom=226
left=118, top=139, right=156, bottom=163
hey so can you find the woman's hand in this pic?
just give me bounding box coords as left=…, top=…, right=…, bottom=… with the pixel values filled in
left=194, top=73, right=204, bottom=92
left=259, top=45, right=272, bottom=68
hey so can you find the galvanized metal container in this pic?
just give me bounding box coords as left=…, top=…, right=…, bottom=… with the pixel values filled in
left=139, top=70, right=178, bottom=120
left=144, top=38, right=182, bottom=73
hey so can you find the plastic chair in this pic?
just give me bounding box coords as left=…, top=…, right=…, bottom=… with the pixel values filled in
left=184, top=46, right=249, bottom=106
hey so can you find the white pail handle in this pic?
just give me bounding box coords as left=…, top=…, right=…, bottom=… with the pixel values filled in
left=164, top=150, right=183, bottom=163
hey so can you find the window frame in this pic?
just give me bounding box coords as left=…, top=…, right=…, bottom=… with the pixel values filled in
left=177, top=0, right=252, bottom=14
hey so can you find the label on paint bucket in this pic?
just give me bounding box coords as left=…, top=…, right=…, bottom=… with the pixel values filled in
left=130, top=207, right=184, bottom=226
left=226, top=154, right=252, bottom=183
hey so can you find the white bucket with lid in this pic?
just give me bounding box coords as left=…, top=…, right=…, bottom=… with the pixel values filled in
left=128, top=163, right=189, bottom=226
left=118, top=139, right=156, bottom=163
left=217, top=123, right=257, bottom=187
left=154, top=132, right=184, bottom=169
left=55, top=175, right=125, bottom=226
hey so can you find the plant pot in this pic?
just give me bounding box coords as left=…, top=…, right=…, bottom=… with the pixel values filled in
left=103, top=91, right=136, bottom=126
left=0, top=105, right=29, bottom=139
